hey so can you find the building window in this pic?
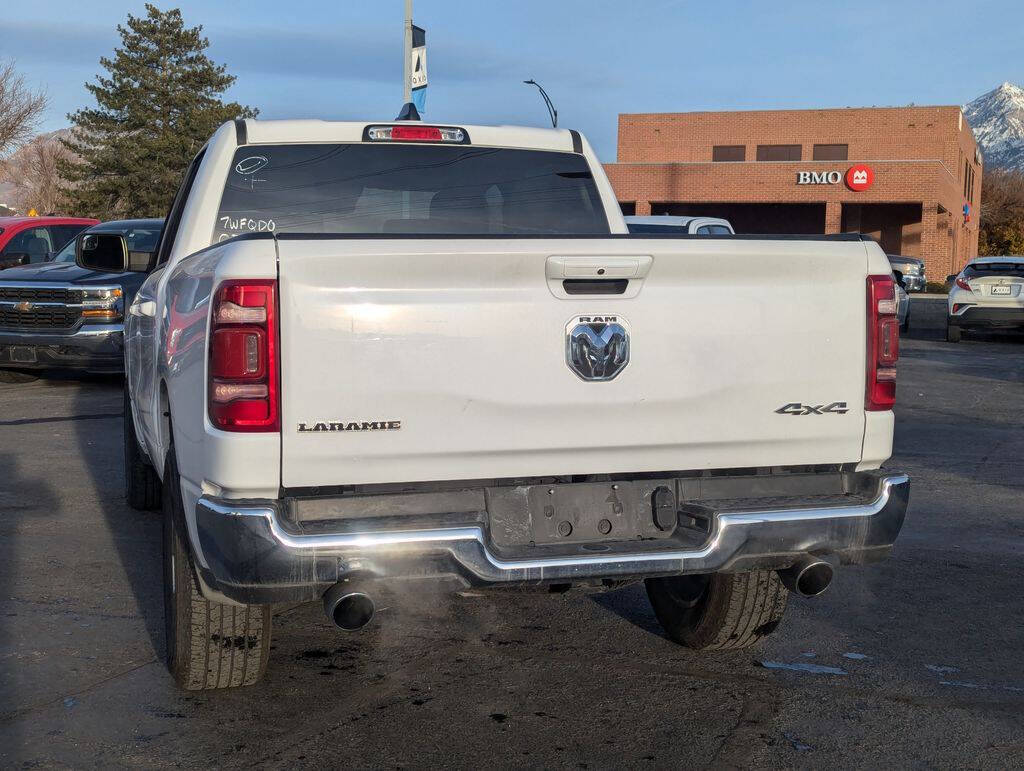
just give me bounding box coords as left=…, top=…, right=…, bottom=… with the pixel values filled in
left=756, top=144, right=802, bottom=162
left=963, top=162, right=975, bottom=202
left=812, top=144, right=848, bottom=161
left=619, top=201, right=636, bottom=216
left=712, top=145, right=745, bottom=162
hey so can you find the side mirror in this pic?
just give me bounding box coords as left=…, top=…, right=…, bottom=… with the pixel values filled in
left=946, top=274, right=957, bottom=284
left=76, top=233, right=129, bottom=273
left=892, top=269, right=906, bottom=289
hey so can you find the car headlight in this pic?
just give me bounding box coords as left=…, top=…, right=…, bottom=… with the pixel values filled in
left=79, top=286, right=124, bottom=321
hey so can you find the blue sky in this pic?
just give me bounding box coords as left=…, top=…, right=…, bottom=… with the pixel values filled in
left=3, top=0, right=1022, bottom=160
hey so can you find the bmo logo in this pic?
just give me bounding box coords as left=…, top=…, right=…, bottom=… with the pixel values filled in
left=796, top=164, right=875, bottom=192
left=845, top=164, right=874, bottom=191
left=797, top=170, right=842, bottom=185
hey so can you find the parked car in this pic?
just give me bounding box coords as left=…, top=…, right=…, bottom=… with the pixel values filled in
left=0, top=218, right=163, bottom=381
left=625, top=215, right=735, bottom=235
left=81, top=118, right=907, bottom=690
left=891, top=271, right=911, bottom=332
left=0, top=216, right=99, bottom=270
left=945, top=256, right=1024, bottom=342
left=887, top=254, right=925, bottom=292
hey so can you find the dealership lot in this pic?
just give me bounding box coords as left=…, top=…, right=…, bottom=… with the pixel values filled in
left=1, top=298, right=1022, bottom=768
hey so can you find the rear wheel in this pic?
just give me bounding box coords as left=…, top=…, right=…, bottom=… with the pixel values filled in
left=946, top=320, right=961, bottom=343
left=163, top=451, right=272, bottom=689
left=0, top=369, right=38, bottom=384
left=645, top=570, right=789, bottom=651
left=124, top=387, right=161, bottom=510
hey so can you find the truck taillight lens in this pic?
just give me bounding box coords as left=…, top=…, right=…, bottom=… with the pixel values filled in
left=208, top=279, right=279, bottom=432
left=866, top=275, right=899, bottom=411
left=365, top=125, right=468, bottom=143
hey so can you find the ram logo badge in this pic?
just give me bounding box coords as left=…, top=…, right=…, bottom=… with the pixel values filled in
left=298, top=420, right=402, bottom=432
left=775, top=402, right=849, bottom=416
left=566, top=315, right=629, bottom=381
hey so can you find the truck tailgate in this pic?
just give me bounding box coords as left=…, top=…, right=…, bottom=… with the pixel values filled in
left=277, top=237, right=868, bottom=487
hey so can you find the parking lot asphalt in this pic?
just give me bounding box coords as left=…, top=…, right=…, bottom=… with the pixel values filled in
left=1, top=297, right=1022, bottom=769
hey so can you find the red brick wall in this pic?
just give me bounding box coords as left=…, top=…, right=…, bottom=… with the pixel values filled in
left=606, top=106, right=982, bottom=281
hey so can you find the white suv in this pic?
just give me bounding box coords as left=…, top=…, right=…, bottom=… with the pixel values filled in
left=946, top=256, right=1024, bottom=342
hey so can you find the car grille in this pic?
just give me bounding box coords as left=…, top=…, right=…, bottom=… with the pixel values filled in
left=0, top=306, right=81, bottom=328
left=0, top=286, right=81, bottom=303
left=0, top=285, right=83, bottom=329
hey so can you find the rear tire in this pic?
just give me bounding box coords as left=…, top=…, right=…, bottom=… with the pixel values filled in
left=0, top=369, right=38, bottom=384
left=124, top=387, right=161, bottom=510
left=163, top=451, right=272, bottom=689
left=646, top=570, right=789, bottom=651
left=946, top=321, right=961, bottom=343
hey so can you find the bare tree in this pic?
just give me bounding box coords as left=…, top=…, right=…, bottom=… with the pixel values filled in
left=0, top=133, right=73, bottom=214
left=0, top=60, right=48, bottom=158
left=978, top=167, right=1024, bottom=256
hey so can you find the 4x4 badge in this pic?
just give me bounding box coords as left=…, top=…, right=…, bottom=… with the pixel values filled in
left=775, top=402, right=849, bottom=416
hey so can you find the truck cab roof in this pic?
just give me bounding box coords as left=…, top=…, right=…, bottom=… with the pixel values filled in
left=238, top=118, right=582, bottom=154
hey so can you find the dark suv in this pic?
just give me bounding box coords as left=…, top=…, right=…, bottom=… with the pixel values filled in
left=0, top=218, right=163, bottom=380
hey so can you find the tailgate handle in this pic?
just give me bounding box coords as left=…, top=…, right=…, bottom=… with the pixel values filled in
left=546, top=255, right=653, bottom=279
left=562, top=279, right=628, bottom=295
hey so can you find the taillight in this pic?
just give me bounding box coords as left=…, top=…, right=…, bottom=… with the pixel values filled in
left=364, top=125, right=468, bottom=143
left=866, top=275, right=899, bottom=411
left=955, top=276, right=972, bottom=291
left=208, top=279, right=279, bottom=432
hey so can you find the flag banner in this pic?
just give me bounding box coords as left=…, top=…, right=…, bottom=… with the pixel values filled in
left=410, top=24, right=427, bottom=112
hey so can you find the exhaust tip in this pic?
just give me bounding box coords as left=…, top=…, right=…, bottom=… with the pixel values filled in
left=779, top=559, right=834, bottom=597
left=323, top=587, right=375, bottom=631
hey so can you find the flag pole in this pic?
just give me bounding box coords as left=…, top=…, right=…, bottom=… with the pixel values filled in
left=403, top=0, right=413, bottom=104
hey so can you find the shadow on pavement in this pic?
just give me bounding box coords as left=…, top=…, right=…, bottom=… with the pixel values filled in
left=73, top=377, right=166, bottom=661
left=587, top=582, right=665, bottom=638
left=0, top=448, right=61, bottom=752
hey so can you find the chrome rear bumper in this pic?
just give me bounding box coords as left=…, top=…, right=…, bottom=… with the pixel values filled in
left=193, top=470, right=909, bottom=605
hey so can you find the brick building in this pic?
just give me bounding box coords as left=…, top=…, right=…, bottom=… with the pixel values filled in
left=604, top=106, right=982, bottom=280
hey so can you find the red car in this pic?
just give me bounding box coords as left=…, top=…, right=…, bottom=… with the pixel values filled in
left=0, top=216, right=100, bottom=270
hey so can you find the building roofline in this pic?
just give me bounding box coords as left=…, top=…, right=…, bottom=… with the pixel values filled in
left=618, top=104, right=964, bottom=119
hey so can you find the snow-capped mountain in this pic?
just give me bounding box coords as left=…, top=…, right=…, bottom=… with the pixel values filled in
left=964, top=82, right=1024, bottom=171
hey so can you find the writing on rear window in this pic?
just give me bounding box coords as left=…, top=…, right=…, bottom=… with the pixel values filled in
left=213, top=144, right=609, bottom=243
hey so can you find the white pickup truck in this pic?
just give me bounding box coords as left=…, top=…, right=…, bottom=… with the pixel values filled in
left=76, top=118, right=908, bottom=690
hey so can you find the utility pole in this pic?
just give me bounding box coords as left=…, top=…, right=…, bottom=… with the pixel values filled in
left=403, top=0, right=413, bottom=104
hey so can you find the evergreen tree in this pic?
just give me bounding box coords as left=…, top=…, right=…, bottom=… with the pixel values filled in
left=60, top=4, right=256, bottom=218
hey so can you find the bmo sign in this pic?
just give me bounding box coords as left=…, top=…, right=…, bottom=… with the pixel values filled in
left=797, top=170, right=842, bottom=185
left=797, top=164, right=874, bottom=192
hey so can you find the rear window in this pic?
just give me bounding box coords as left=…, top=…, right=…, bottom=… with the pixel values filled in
left=963, top=262, right=1024, bottom=279
left=214, top=143, right=609, bottom=242
left=626, top=223, right=689, bottom=234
